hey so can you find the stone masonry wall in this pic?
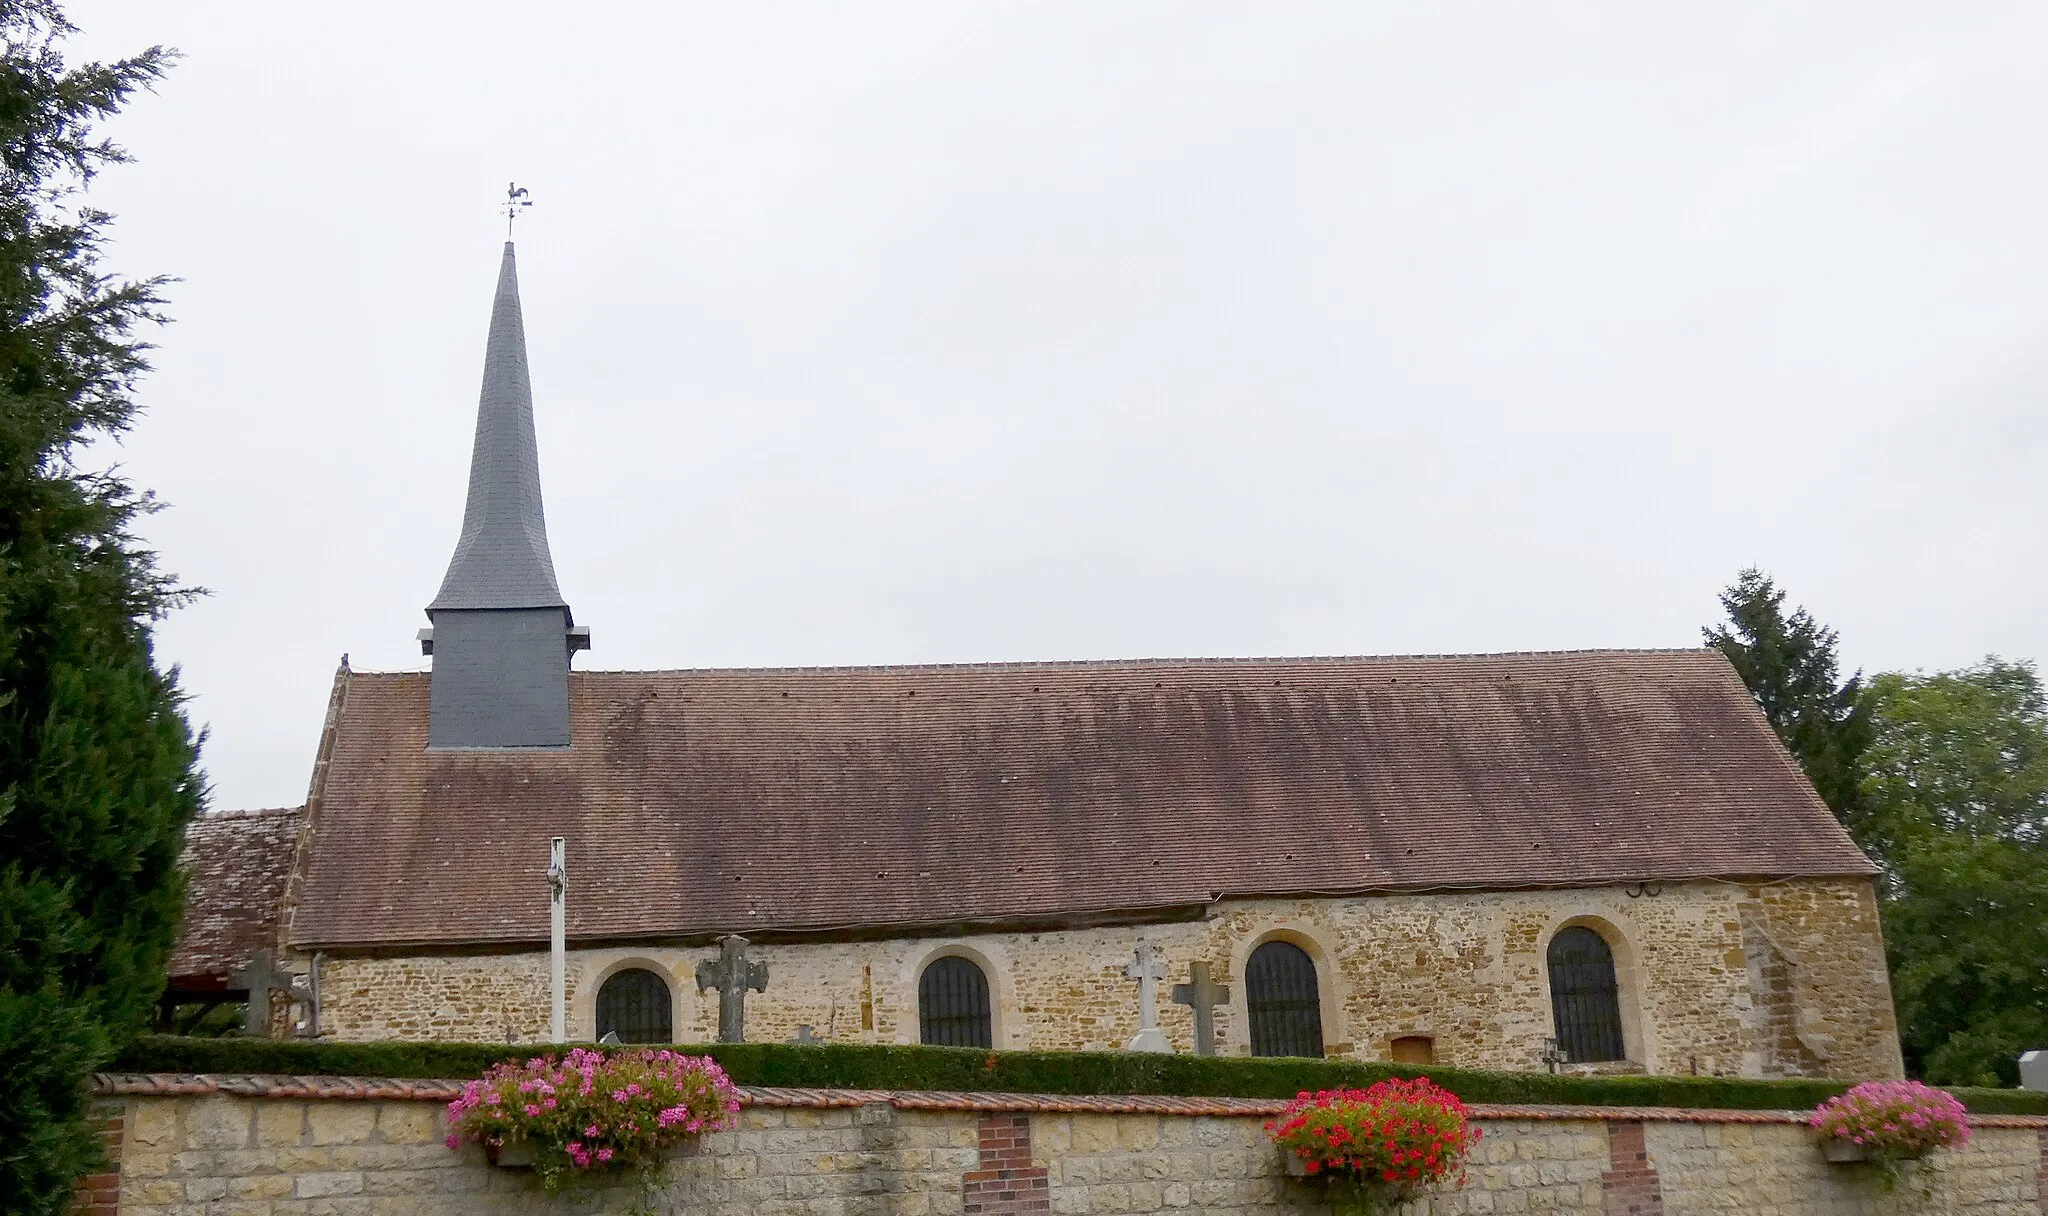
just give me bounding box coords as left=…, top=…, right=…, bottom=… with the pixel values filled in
left=102, top=1083, right=2046, bottom=1216
left=314, top=878, right=1901, bottom=1079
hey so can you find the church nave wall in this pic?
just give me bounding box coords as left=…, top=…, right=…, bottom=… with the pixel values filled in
left=311, top=877, right=1899, bottom=1079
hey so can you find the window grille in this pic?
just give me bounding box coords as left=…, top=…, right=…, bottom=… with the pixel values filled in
left=595, top=967, right=673, bottom=1044
left=918, top=955, right=992, bottom=1048
left=1547, top=926, right=1625, bottom=1063
left=1246, top=940, right=1324, bottom=1058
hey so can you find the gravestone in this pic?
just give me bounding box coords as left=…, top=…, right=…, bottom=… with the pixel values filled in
left=1171, top=961, right=1231, bottom=1057
left=790, top=1025, right=818, bottom=1045
left=1124, top=942, right=1173, bottom=1054
left=228, top=948, right=296, bottom=1038
left=695, top=935, right=768, bottom=1043
left=2021, top=1049, right=2047, bottom=1092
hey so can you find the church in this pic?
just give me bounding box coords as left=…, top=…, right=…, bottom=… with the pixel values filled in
left=167, top=241, right=1903, bottom=1081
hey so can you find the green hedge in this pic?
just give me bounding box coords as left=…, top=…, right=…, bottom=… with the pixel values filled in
left=111, top=1035, right=2048, bottom=1116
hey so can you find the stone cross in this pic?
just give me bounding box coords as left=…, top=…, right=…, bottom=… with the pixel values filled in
left=790, top=1024, right=819, bottom=1045
left=228, top=947, right=296, bottom=1038
left=696, top=934, right=768, bottom=1043
left=1124, top=942, right=1173, bottom=1054
left=1171, top=961, right=1231, bottom=1057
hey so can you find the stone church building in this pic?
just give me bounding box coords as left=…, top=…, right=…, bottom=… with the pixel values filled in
left=172, top=242, right=1903, bottom=1081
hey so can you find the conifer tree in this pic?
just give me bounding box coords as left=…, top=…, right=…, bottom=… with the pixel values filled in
left=0, top=5, right=201, bottom=1212
left=1704, top=569, right=1872, bottom=837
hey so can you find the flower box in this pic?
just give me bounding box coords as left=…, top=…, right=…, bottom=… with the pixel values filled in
left=1820, top=1138, right=1870, bottom=1164
left=486, top=1140, right=537, bottom=1169
left=447, top=1047, right=741, bottom=1193
left=488, top=1138, right=700, bottom=1171
left=1266, top=1078, right=1481, bottom=1213
left=1807, top=1079, right=1970, bottom=1189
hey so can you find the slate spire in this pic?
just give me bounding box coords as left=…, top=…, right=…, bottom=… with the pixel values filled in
left=421, top=241, right=587, bottom=750
left=431, top=242, right=565, bottom=610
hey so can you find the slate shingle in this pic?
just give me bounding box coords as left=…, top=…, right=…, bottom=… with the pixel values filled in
left=428, top=241, right=565, bottom=612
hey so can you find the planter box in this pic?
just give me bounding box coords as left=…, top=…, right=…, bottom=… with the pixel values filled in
left=486, top=1139, right=704, bottom=1171
left=486, top=1141, right=537, bottom=1169
left=1820, top=1138, right=1870, bottom=1164
left=1284, top=1151, right=1308, bottom=1178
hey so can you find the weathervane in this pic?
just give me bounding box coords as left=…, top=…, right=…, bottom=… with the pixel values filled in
left=504, top=182, right=532, bottom=238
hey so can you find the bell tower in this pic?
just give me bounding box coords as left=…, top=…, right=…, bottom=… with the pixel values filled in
left=418, top=241, right=588, bottom=748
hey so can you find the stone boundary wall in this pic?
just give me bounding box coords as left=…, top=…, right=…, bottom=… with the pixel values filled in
left=91, top=1074, right=2048, bottom=1216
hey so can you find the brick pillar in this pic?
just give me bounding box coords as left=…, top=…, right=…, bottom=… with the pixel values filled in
left=71, top=1100, right=124, bottom=1215
left=2036, top=1128, right=2047, bottom=1216
left=1601, top=1120, right=1663, bottom=1216
left=964, top=1112, right=1050, bottom=1215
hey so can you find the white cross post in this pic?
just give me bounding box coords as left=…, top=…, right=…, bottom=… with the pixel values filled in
left=1125, top=942, right=1173, bottom=1054
left=547, top=837, right=567, bottom=1044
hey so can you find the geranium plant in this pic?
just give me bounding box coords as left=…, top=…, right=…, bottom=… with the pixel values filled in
left=1808, top=1079, right=1970, bottom=1189
left=445, top=1047, right=742, bottom=1194
left=1265, top=1078, right=1483, bottom=1214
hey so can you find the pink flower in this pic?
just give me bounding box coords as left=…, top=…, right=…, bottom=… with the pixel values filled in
left=597, top=1147, right=615, bottom=1163
left=444, top=1134, right=461, bottom=1150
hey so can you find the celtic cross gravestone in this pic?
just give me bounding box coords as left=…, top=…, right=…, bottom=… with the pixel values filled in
left=695, top=934, right=769, bottom=1043
left=1171, top=961, right=1231, bottom=1057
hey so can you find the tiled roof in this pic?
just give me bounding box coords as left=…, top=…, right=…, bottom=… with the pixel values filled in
left=167, top=806, right=303, bottom=985
left=289, top=649, right=1873, bottom=951
left=85, top=1074, right=2048, bottom=1128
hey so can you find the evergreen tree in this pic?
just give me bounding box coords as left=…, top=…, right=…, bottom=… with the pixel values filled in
left=1704, top=569, right=1873, bottom=838
left=0, top=5, right=201, bottom=1212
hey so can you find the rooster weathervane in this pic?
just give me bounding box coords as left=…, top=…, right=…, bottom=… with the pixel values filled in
left=504, top=182, right=532, bottom=238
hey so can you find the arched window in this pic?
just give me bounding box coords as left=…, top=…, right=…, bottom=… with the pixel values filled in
left=1547, top=926, right=1625, bottom=1063
left=1246, top=940, right=1324, bottom=1058
left=918, top=955, right=992, bottom=1047
left=595, top=967, right=673, bottom=1044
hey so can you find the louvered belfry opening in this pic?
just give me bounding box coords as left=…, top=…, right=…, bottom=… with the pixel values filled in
left=1246, top=940, right=1325, bottom=1058
left=595, top=967, right=673, bottom=1044
left=918, top=956, right=993, bottom=1047
left=1547, top=926, right=1626, bottom=1063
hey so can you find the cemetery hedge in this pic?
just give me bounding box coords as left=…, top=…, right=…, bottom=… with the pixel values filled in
left=113, top=1035, right=2048, bottom=1116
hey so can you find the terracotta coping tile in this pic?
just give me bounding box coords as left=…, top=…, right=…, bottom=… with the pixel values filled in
left=88, top=1073, right=2048, bottom=1128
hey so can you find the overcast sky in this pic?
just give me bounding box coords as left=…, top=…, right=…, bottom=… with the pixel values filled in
left=71, top=3, right=2048, bottom=811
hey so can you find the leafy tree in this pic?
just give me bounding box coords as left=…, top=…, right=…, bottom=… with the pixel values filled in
left=1860, top=660, right=2048, bottom=1086
left=1705, top=569, right=1873, bottom=835
left=0, top=5, right=201, bottom=1212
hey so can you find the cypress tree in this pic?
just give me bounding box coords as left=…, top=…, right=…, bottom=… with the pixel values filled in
left=1704, top=569, right=1873, bottom=839
left=0, top=5, right=201, bottom=1212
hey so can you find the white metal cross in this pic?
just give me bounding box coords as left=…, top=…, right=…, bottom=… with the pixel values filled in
left=548, top=837, right=566, bottom=1044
